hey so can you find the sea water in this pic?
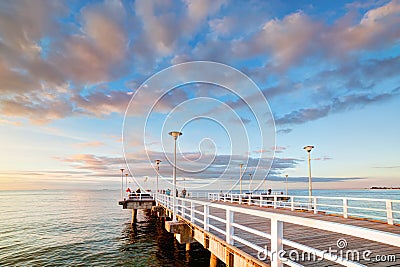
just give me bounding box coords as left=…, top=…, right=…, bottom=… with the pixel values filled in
left=0, top=190, right=214, bottom=267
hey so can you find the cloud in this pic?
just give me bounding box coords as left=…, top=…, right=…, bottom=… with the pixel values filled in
left=58, top=154, right=125, bottom=171
left=313, top=157, right=332, bottom=161
left=0, top=117, right=22, bottom=126
left=328, top=0, right=400, bottom=53
left=0, top=91, right=75, bottom=124
left=72, top=90, right=131, bottom=117
left=0, top=1, right=67, bottom=93
left=56, top=149, right=300, bottom=181
left=264, top=175, right=364, bottom=183
left=53, top=0, right=129, bottom=83
left=275, top=106, right=330, bottom=125
left=233, top=11, right=323, bottom=70
left=373, top=165, right=400, bottom=169
left=231, top=1, right=400, bottom=69
left=184, top=0, right=227, bottom=24
left=275, top=87, right=400, bottom=125
left=0, top=0, right=132, bottom=123
left=133, top=0, right=225, bottom=58
left=277, top=128, right=292, bottom=134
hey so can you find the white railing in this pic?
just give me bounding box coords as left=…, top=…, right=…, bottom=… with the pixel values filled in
left=157, top=191, right=208, bottom=199
left=156, top=194, right=400, bottom=267
left=126, top=192, right=154, bottom=200
left=187, top=191, right=208, bottom=199
left=208, top=193, right=400, bottom=225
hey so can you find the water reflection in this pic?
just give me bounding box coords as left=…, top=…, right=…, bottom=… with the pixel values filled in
left=119, top=209, right=222, bottom=266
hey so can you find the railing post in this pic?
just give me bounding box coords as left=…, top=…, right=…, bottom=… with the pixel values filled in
left=177, top=198, right=180, bottom=216
left=190, top=202, right=194, bottom=223
left=343, top=198, right=348, bottom=218
left=271, top=218, right=283, bottom=267
left=313, top=197, right=318, bottom=214
left=204, top=205, right=209, bottom=231
left=291, top=197, right=294, bottom=211
left=182, top=199, right=186, bottom=217
left=190, top=202, right=196, bottom=223
left=226, top=209, right=234, bottom=245
left=386, top=200, right=394, bottom=225
left=248, top=195, right=252, bottom=206
left=239, top=195, right=242, bottom=205
left=260, top=196, right=263, bottom=207
left=231, top=193, right=233, bottom=203
left=273, top=195, right=277, bottom=209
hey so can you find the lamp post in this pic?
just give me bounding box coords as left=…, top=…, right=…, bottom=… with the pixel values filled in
left=285, top=174, right=288, bottom=195
left=303, top=146, right=314, bottom=204
left=155, top=160, right=161, bottom=201
left=120, top=168, right=124, bottom=200
left=125, top=173, right=128, bottom=190
left=239, top=164, right=243, bottom=194
left=169, top=131, right=182, bottom=222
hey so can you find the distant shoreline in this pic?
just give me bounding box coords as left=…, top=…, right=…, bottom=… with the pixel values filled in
left=370, top=186, right=400, bottom=190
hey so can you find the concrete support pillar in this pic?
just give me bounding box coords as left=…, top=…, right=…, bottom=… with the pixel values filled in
left=131, top=209, right=137, bottom=225
left=209, top=253, right=219, bottom=267
left=186, top=243, right=191, bottom=251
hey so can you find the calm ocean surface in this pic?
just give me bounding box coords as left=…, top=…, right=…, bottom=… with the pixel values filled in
left=1, top=189, right=399, bottom=266
left=0, top=190, right=215, bottom=267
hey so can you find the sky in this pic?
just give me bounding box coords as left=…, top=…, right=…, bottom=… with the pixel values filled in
left=0, top=0, right=399, bottom=191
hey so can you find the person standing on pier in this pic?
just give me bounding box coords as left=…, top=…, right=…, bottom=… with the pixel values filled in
left=182, top=188, right=187, bottom=198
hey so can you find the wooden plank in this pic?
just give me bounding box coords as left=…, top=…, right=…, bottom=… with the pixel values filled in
left=200, top=199, right=400, bottom=267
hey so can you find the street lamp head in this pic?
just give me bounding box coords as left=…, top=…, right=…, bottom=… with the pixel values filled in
left=125, top=173, right=128, bottom=176
left=155, top=159, right=162, bottom=165
left=120, top=168, right=124, bottom=172
left=303, top=145, right=314, bottom=152
left=285, top=174, right=288, bottom=178
left=239, top=163, right=243, bottom=168
left=169, top=131, right=182, bottom=139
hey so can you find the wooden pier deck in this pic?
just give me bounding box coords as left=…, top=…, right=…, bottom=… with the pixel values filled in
left=205, top=200, right=400, bottom=266
left=155, top=194, right=400, bottom=267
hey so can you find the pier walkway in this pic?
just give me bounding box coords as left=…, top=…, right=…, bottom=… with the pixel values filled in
left=154, top=193, right=400, bottom=267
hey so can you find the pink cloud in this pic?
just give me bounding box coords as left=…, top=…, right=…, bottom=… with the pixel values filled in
left=328, top=0, right=400, bottom=53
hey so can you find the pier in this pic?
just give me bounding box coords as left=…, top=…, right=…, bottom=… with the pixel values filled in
left=119, top=192, right=400, bottom=266
left=118, top=192, right=155, bottom=223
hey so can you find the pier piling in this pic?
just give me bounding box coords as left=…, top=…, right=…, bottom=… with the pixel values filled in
left=131, top=209, right=137, bottom=225
left=209, top=253, right=219, bottom=267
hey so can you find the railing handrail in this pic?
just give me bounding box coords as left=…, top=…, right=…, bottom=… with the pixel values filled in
left=208, top=192, right=400, bottom=225
left=209, top=192, right=400, bottom=203
left=126, top=192, right=155, bottom=200
left=155, top=194, right=400, bottom=267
